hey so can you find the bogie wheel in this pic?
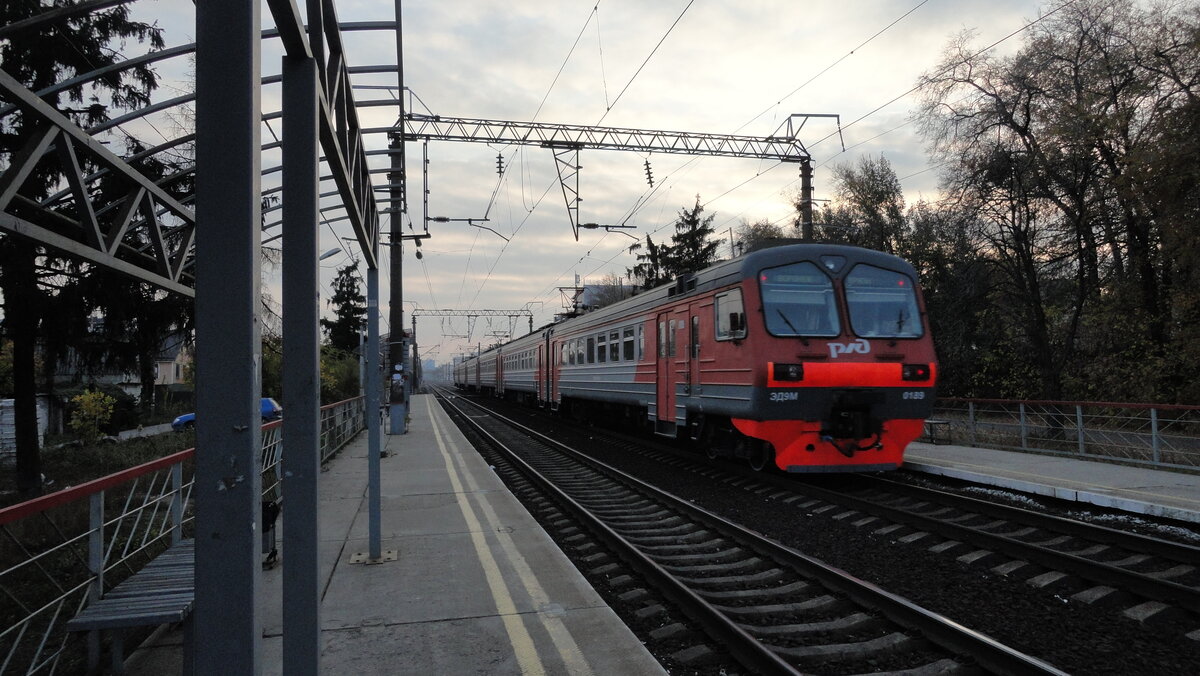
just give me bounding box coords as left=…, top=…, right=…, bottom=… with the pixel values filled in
left=746, top=441, right=775, bottom=472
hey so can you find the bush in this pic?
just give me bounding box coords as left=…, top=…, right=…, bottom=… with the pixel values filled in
left=68, top=390, right=116, bottom=444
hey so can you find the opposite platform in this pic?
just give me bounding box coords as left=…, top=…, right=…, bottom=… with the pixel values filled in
left=128, top=394, right=664, bottom=675
left=904, top=441, right=1200, bottom=524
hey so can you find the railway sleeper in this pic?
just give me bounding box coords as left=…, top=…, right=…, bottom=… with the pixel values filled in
left=610, top=517, right=688, bottom=532
left=676, top=568, right=787, bottom=587
left=694, top=580, right=814, bottom=602
left=767, top=631, right=918, bottom=662
left=713, top=595, right=842, bottom=619
left=622, top=530, right=716, bottom=546
left=741, top=611, right=879, bottom=638
left=659, top=556, right=763, bottom=574
left=647, top=547, right=749, bottom=565
left=634, top=538, right=730, bottom=554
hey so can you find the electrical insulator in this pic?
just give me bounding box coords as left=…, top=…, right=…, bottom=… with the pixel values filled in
left=496, top=153, right=504, bottom=175
left=644, top=159, right=654, bottom=187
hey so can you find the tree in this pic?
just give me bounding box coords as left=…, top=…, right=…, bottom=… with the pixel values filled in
left=321, top=263, right=366, bottom=352
left=808, top=155, right=907, bottom=254
left=733, top=218, right=787, bottom=255
left=627, top=196, right=720, bottom=289
left=912, top=0, right=1200, bottom=403
left=626, top=234, right=670, bottom=290
left=0, top=2, right=164, bottom=494
left=669, top=196, right=720, bottom=276
left=586, top=272, right=634, bottom=309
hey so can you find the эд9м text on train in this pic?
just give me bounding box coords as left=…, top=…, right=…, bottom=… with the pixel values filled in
left=454, top=243, right=937, bottom=473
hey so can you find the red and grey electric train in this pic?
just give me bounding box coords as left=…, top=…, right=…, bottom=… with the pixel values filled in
left=454, top=243, right=937, bottom=472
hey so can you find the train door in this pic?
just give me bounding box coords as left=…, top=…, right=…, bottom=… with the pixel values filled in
left=655, top=311, right=676, bottom=435
left=537, top=341, right=547, bottom=405
left=543, top=329, right=555, bottom=408
left=687, top=309, right=701, bottom=397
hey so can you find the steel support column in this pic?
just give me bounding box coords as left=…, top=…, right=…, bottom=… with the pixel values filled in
left=281, top=54, right=322, bottom=676
left=195, top=0, right=263, bottom=672
left=367, top=268, right=383, bottom=560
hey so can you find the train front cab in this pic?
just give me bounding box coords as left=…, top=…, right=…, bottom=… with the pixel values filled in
left=731, top=249, right=937, bottom=472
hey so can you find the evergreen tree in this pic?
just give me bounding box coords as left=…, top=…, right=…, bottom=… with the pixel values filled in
left=627, top=196, right=720, bottom=289
left=0, top=2, right=163, bottom=494
left=321, top=264, right=366, bottom=352
left=668, top=196, right=719, bottom=276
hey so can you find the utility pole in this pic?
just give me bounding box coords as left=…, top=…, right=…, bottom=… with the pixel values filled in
left=798, top=158, right=814, bottom=241
left=388, top=0, right=408, bottom=434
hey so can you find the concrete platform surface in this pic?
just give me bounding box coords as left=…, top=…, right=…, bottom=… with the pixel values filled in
left=127, top=394, right=665, bottom=675
left=905, top=441, right=1200, bottom=524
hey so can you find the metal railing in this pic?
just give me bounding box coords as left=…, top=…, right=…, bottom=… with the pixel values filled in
left=0, top=397, right=366, bottom=675
left=929, top=398, right=1200, bottom=471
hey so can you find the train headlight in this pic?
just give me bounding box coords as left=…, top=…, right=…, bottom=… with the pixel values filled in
left=902, top=363, right=932, bottom=381
left=771, top=363, right=804, bottom=382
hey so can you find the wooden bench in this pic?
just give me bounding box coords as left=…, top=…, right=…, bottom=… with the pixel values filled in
left=67, top=538, right=194, bottom=675
left=923, top=419, right=950, bottom=445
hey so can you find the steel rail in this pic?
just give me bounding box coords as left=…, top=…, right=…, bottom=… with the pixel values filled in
left=436, top=390, right=799, bottom=675
left=793, top=476, right=1200, bottom=614
left=863, top=474, right=1200, bottom=562
left=437, top=389, right=1066, bottom=676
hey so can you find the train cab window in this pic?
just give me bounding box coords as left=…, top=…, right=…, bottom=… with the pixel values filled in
left=759, top=261, right=840, bottom=337
left=845, top=264, right=923, bottom=338
left=587, top=337, right=595, bottom=363
left=609, top=331, right=621, bottom=362
left=597, top=334, right=607, bottom=363
left=715, top=289, right=746, bottom=340
left=623, top=327, right=635, bottom=361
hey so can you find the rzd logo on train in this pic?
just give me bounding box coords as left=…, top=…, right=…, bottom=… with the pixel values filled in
left=828, top=339, right=870, bottom=359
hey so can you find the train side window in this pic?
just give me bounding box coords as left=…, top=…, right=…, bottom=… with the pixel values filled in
left=568, top=340, right=575, bottom=365
left=609, top=331, right=620, bottom=362
left=638, top=324, right=645, bottom=361
left=587, top=337, right=595, bottom=363
left=715, top=289, right=746, bottom=340
left=691, top=316, right=700, bottom=358
left=577, top=340, right=585, bottom=365
left=623, top=327, right=635, bottom=361
left=597, top=334, right=607, bottom=363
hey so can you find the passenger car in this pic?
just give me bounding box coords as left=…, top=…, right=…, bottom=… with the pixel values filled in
left=171, top=397, right=284, bottom=431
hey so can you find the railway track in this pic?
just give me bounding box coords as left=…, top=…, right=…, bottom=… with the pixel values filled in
left=434, top=388, right=1063, bottom=675
left=467, top=390, right=1200, bottom=633
left=633, top=433, right=1200, bottom=631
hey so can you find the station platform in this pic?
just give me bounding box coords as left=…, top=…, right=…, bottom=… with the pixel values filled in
left=127, top=393, right=665, bottom=675
left=904, top=441, right=1200, bottom=524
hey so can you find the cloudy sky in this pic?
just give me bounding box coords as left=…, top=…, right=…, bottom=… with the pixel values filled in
left=133, top=0, right=1049, bottom=365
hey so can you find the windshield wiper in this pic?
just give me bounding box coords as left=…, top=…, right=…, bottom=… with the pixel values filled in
left=776, top=309, right=801, bottom=335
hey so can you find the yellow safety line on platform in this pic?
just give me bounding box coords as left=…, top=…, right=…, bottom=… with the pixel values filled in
left=427, top=399, right=547, bottom=676
left=437, top=402, right=597, bottom=676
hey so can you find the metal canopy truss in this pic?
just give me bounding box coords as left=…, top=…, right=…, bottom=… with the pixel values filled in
left=394, top=112, right=815, bottom=240
left=0, top=17, right=386, bottom=295
left=0, top=70, right=196, bottom=296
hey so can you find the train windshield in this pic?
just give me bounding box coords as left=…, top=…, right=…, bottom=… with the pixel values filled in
left=759, top=262, right=840, bottom=337
left=845, top=264, right=923, bottom=338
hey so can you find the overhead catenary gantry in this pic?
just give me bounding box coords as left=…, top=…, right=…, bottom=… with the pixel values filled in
left=393, top=111, right=831, bottom=239
left=413, top=307, right=536, bottom=340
